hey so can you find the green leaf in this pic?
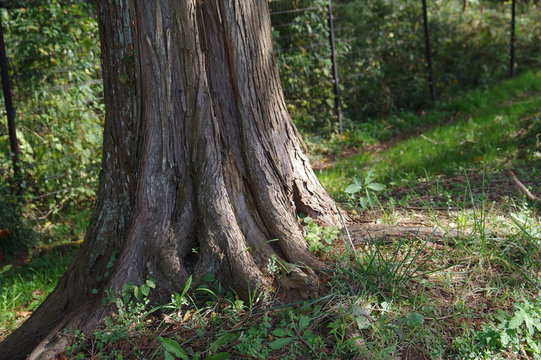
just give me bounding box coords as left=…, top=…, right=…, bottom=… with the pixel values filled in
left=114, top=298, right=124, bottom=309
left=345, top=182, right=362, bottom=194
left=269, top=337, right=293, bottom=350
left=206, top=353, right=230, bottom=360
left=366, top=182, right=386, bottom=192
left=271, top=328, right=288, bottom=337
left=526, top=336, right=539, bottom=353
left=133, top=286, right=141, bottom=300
left=209, top=333, right=238, bottom=352
left=181, top=276, right=193, bottom=298
left=0, top=264, right=13, bottom=275
left=146, top=278, right=156, bottom=288
left=140, top=283, right=150, bottom=297
left=298, top=315, right=310, bottom=332
left=359, top=197, right=368, bottom=209
left=508, top=311, right=526, bottom=329
left=364, top=170, right=374, bottom=185
left=532, top=317, right=541, bottom=331
left=159, top=337, right=189, bottom=359
left=404, top=312, right=424, bottom=327
left=355, top=315, right=372, bottom=330
left=500, top=329, right=511, bottom=347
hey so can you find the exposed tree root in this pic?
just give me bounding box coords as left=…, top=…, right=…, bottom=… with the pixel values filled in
left=508, top=169, right=541, bottom=202
left=348, top=223, right=469, bottom=244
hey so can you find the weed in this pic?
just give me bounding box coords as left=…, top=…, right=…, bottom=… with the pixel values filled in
left=452, top=298, right=541, bottom=359
left=345, top=169, right=386, bottom=209
left=0, top=248, right=75, bottom=340
left=302, top=216, right=340, bottom=254
left=335, top=236, right=439, bottom=300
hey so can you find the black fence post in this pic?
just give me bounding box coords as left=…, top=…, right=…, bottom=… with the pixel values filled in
left=421, top=0, right=436, bottom=104
left=509, top=0, right=516, bottom=77
left=0, top=11, right=22, bottom=194
left=327, top=0, right=343, bottom=133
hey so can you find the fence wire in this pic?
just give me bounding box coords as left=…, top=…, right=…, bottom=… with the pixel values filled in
left=270, top=0, right=541, bottom=131
left=0, top=0, right=540, bottom=211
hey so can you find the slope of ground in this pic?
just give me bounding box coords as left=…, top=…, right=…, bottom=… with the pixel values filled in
left=1, top=72, right=541, bottom=359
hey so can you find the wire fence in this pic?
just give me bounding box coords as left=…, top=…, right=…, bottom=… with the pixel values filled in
left=0, top=0, right=540, bottom=212
left=0, top=1, right=102, bottom=212
left=269, top=0, right=541, bottom=132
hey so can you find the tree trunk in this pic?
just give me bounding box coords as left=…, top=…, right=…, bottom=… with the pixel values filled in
left=0, top=1, right=338, bottom=359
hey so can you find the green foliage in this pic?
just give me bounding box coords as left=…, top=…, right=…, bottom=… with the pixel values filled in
left=0, top=1, right=103, bottom=221
left=120, top=278, right=156, bottom=303
left=302, top=216, right=340, bottom=254
left=318, top=71, right=541, bottom=197
left=0, top=247, right=75, bottom=338
left=335, top=238, right=437, bottom=300
left=159, top=337, right=190, bottom=360
left=453, top=298, right=541, bottom=359
left=67, top=278, right=158, bottom=359
left=272, top=0, right=345, bottom=133
left=273, top=0, right=541, bottom=129
left=345, top=169, right=386, bottom=209
left=0, top=181, right=37, bottom=255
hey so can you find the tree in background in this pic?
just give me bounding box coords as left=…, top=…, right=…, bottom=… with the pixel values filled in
left=0, top=1, right=338, bottom=359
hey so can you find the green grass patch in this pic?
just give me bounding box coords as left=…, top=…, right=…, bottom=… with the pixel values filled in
left=2, top=72, right=541, bottom=359
left=0, top=247, right=76, bottom=340
left=316, top=71, right=541, bottom=197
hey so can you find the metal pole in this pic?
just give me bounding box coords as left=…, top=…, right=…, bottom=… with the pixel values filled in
left=327, top=0, right=343, bottom=133
left=421, top=0, right=436, bottom=104
left=509, top=0, right=516, bottom=77
left=0, top=12, right=22, bottom=193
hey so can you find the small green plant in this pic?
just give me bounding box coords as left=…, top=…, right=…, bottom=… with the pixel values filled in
left=336, top=237, right=437, bottom=299
left=121, top=278, right=156, bottom=302
left=345, top=170, right=386, bottom=209
left=66, top=278, right=157, bottom=359
left=302, top=216, right=340, bottom=254
left=231, top=315, right=272, bottom=359
left=453, top=298, right=541, bottom=359
left=0, top=264, right=13, bottom=275
left=266, top=254, right=281, bottom=275
left=158, top=336, right=190, bottom=360
left=267, top=307, right=329, bottom=358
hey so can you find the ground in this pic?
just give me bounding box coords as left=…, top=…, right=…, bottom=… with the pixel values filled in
left=1, top=71, right=541, bottom=359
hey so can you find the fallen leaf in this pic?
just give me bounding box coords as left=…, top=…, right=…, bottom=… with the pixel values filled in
left=16, top=311, right=32, bottom=319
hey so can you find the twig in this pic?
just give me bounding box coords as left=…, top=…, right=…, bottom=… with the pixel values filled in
left=335, top=204, right=356, bottom=253
left=508, top=169, right=541, bottom=202
left=425, top=313, right=458, bottom=321
left=420, top=134, right=444, bottom=144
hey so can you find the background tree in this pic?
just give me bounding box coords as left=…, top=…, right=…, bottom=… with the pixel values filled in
left=0, top=1, right=338, bottom=359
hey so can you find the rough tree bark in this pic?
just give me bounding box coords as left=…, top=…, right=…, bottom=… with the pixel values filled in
left=0, top=1, right=338, bottom=359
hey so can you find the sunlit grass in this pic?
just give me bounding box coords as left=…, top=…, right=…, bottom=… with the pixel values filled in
left=0, top=248, right=75, bottom=340
left=317, top=71, right=541, bottom=196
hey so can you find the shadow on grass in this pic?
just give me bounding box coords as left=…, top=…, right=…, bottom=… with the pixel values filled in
left=0, top=247, right=77, bottom=340
left=317, top=71, right=541, bottom=197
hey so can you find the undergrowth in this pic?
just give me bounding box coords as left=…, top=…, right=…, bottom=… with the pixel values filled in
left=2, top=72, right=541, bottom=359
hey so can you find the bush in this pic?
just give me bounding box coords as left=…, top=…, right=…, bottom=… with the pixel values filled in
left=272, top=0, right=541, bottom=130
left=0, top=1, right=103, bottom=216
left=0, top=178, right=37, bottom=256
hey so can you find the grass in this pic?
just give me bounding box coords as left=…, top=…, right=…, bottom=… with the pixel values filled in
left=0, top=247, right=75, bottom=339
left=315, top=71, right=541, bottom=197
left=1, top=71, right=541, bottom=359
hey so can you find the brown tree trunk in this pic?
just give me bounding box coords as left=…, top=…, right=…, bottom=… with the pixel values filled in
left=0, top=1, right=338, bottom=359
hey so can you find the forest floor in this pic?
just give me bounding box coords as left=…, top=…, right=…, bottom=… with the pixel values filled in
left=1, top=72, right=541, bottom=359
